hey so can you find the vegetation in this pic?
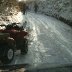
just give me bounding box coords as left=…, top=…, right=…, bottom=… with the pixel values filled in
left=0, top=0, right=22, bottom=16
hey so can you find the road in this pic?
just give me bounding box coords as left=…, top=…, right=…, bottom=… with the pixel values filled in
left=10, top=12, right=72, bottom=68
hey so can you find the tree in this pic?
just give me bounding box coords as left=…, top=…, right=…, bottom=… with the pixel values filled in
left=0, top=0, right=20, bottom=16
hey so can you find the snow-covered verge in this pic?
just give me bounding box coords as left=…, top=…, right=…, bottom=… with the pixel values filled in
left=28, top=0, right=72, bottom=26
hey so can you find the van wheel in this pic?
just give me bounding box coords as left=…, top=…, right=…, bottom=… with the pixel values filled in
left=21, top=46, right=28, bottom=55
left=21, top=39, right=28, bottom=55
left=1, top=46, right=14, bottom=64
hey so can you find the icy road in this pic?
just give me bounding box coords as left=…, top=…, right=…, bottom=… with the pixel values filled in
left=10, top=12, right=72, bottom=67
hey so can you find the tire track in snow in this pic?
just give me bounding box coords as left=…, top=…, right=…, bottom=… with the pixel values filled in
left=27, top=13, right=72, bottom=63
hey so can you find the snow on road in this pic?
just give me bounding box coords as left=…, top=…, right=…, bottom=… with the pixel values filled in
left=10, top=12, right=72, bottom=67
